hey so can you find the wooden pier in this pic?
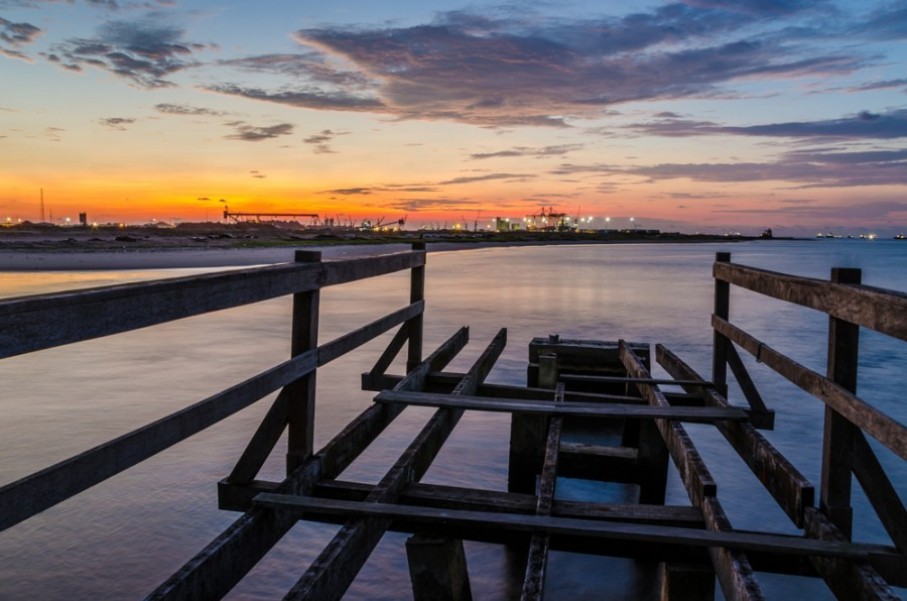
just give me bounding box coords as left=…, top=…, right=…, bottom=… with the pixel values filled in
left=1, top=245, right=905, bottom=599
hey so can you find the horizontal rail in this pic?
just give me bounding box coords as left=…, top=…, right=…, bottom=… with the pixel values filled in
left=713, top=316, right=907, bottom=460
left=375, top=390, right=749, bottom=422
left=560, top=374, right=716, bottom=387
left=0, top=348, right=318, bottom=533
left=0, top=297, right=423, bottom=534
left=0, top=250, right=425, bottom=359
left=714, top=261, right=907, bottom=343
left=254, top=494, right=899, bottom=561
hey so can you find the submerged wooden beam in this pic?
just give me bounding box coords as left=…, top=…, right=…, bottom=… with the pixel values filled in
left=621, top=342, right=765, bottom=599
left=656, top=345, right=814, bottom=527
left=521, top=381, right=564, bottom=601
left=283, top=329, right=507, bottom=601
left=253, top=495, right=899, bottom=561
left=374, top=390, right=749, bottom=422
left=149, top=328, right=469, bottom=601
left=713, top=316, right=907, bottom=461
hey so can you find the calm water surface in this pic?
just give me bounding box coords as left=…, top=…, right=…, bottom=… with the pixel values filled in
left=1, top=240, right=905, bottom=599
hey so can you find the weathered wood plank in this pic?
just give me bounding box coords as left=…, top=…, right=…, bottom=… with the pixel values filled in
left=804, top=507, right=901, bottom=600
left=253, top=494, right=898, bottom=560
left=147, top=329, right=468, bottom=600
left=407, top=242, right=426, bottom=372
left=713, top=316, right=907, bottom=460
left=0, top=251, right=425, bottom=360
left=284, top=330, right=506, bottom=601
left=852, top=432, right=907, bottom=553
left=701, top=496, right=764, bottom=600
left=618, top=342, right=717, bottom=505
left=712, top=252, right=731, bottom=397
left=0, top=348, right=317, bottom=534
left=560, top=374, right=716, bottom=387
left=724, top=343, right=774, bottom=429
left=319, top=301, right=423, bottom=366
left=821, top=267, right=861, bottom=538
left=287, top=251, right=321, bottom=472
left=656, top=345, right=814, bottom=527
left=374, top=391, right=749, bottom=422
left=521, top=383, right=564, bottom=601
left=713, top=260, right=907, bottom=343
left=312, top=480, right=705, bottom=526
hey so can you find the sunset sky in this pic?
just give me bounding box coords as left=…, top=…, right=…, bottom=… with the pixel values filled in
left=1, top=0, right=905, bottom=235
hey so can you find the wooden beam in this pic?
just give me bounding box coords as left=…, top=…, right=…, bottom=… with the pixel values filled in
left=852, top=432, right=907, bottom=553
left=701, top=496, right=764, bottom=600
left=0, top=348, right=317, bottom=534
left=804, top=507, right=901, bottom=600
left=724, top=343, right=774, bottom=429
left=713, top=260, right=907, bottom=343
left=561, top=374, right=716, bottom=387
left=148, top=329, right=468, bottom=601
left=0, top=250, right=425, bottom=360
left=618, top=342, right=717, bottom=505
left=521, top=382, right=564, bottom=601
left=712, top=252, right=731, bottom=397
left=283, top=330, right=506, bottom=601
left=311, top=479, right=705, bottom=526
left=319, top=300, right=423, bottom=366
left=253, top=494, right=899, bottom=561
left=374, top=390, right=749, bottom=422
left=287, top=251, right=321, bottom=473
left=713, top=316, right=907, bottom=460
left=407, top=242, right=426, bottom=372
left=656, top=345, right=814, bottom=527
left=821, top=268, right=860, bottom=537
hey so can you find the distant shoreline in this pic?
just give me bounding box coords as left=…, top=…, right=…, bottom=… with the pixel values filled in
left=0, top=225, right=778, bottom=271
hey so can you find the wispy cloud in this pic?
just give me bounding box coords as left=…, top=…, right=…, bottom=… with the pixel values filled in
left=99, top=117, right=136, bottom=130
left=44, top=16, right=210, bottom=87
left=224, top=121, right=294, bottom=141
left=626, top=108, right=907, bottom=139
left=154, top=103, right=223, bottom=116
left=439, top=172, right=538, bottom=185
left=469, top=144, right=583, bottom=160
left=303, top=128, right=346, bottom=154
left=0, top=16, right=41, bottom=60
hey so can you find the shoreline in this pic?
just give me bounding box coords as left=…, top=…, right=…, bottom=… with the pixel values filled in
left=0, top=237, right=775, bottom=271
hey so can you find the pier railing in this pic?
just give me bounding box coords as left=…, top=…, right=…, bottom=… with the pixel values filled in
left=0, top=244, right=426, bottom=533
left=711, top=251, right=907, bottom=598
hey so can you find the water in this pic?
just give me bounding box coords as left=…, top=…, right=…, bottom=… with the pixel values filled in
left=1, top=239, right=905, bottom=599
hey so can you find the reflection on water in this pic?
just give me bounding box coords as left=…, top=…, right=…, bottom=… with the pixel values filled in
left=1, top=240, right=906, bottom=599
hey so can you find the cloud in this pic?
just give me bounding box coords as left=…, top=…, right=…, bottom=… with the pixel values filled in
left=303, top=128, right=347, bottom=154
left=45, top=16, right=210, bottom=88
left=439, top=172, right=538, bottom=185
left=382, top=198, right=483, bottom=212
left=0, top=16, right=42, bottom=60
left=618, top=145, right=907, bottom=187
left=206, top=5, right=863, bottom=128
left=626, top=109, right=907, bottom=140
left=154, top=103, right=223, bottom=116
left=225, top=121, right=294, bottom=141
left=99, top=117, right=136, bottom=130
left=469, top=144, right=584, bottom=160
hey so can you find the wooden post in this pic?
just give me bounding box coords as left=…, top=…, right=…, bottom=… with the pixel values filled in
left=406, top=535, right=473, bottom=601
left=712, top=252, right=731, bottom=397
left=821, top=267, right=861, bottom=538
left=637, top=417, right=669, bottom=505
left=509, top=352, right=552, bottom=494
left=407, top=242, right=426, bottom=373
left=287, top=250, right=321, bottom=474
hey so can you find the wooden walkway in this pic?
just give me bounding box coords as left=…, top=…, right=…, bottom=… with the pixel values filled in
left=0, top=245, right=905, bottom=599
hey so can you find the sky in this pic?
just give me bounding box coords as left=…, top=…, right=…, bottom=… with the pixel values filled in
left=1, top=0, right=906, bottom=235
